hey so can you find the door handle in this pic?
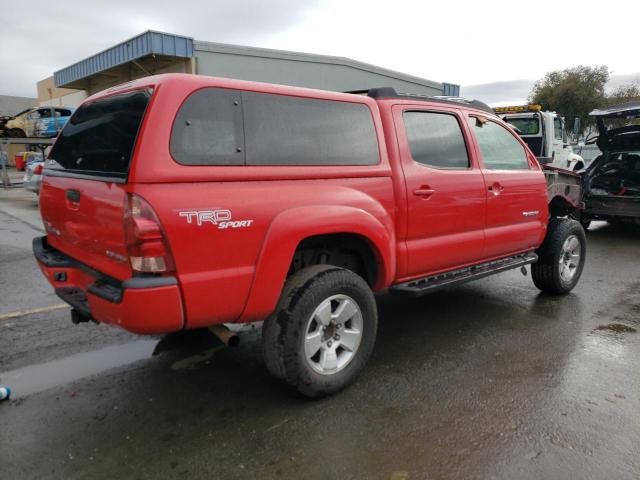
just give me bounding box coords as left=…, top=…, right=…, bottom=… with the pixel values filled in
left=413, top=187, right=435, bottom=198
left=487, top=182, right=504, bottom=196
left=66, top=189, right=81, bottom=202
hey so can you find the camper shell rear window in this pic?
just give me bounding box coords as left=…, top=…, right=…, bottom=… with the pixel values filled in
left=47, top=89, right=152, bottom=180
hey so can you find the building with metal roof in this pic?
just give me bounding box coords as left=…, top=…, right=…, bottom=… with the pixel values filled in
left=0, top=95, right=37, bottom=117
left=40, top=30, right=459, bottom=106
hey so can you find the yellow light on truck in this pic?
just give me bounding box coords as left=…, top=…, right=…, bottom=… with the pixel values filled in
left=494, top=104, right=543, bottom=113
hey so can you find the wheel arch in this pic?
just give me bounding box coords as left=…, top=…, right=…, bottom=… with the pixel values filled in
left=549, top=194, right=579, bottom=218
left=238, top=205, right=395, bottom=322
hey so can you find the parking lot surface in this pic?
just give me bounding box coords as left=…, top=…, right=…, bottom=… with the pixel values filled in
left=1, top=187, right=639, bottom=479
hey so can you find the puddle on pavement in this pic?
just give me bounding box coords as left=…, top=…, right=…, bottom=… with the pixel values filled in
left=0, top=340, right=158, bottom=398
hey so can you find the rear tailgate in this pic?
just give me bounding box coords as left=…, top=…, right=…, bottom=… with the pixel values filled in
left=40, top=89, right=152, bottom=281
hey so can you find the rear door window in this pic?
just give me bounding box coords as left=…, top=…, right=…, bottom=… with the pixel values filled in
left=403, top=111, right=469, bottom=168
left=48, top=90, right=151, bottom=179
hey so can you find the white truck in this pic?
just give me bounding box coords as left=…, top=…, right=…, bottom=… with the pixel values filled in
left=496, top=105, right=585, bottom=171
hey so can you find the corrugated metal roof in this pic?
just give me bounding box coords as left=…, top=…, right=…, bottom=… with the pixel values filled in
left=54, top=31, right=193, bottom=87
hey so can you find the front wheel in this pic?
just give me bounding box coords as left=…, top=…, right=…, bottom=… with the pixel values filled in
left=532, top=218, right=586, bottom=295
left=262, top=265, right=378, bottom=397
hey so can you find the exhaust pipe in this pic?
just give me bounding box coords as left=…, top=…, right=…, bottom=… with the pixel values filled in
left=208, top=325, right=240, bottom=347
left=71, top=309, right=92, bottom=325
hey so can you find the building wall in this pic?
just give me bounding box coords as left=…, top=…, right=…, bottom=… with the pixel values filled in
left=194, top=42, right=444, bottom=96
left=82, top=57, right=193, bottom=96
left=39, top=90, right=87, bottom=108
left=0, top=95, right=36, bottom=117
left=37, top=77, right=85, bottom=107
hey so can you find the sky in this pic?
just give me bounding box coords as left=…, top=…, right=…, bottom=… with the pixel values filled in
left=1, top=0, right=638, bottom=104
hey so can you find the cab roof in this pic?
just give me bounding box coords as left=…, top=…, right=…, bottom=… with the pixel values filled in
left=346, top=87, right=494, bottom=114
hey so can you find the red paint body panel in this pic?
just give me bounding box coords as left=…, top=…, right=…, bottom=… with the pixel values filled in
left=391, top=104, right=487, bottom=276
left=87, top=286, right=183, bottom=334
left=39, top=176, right=132, bottom=281
left=36, top=73, right=554, bottom=335
left=36, top=258, right=183, bottom=334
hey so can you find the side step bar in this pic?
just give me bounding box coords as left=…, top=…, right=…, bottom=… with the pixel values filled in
left=390, top=252, right=538, bottom=297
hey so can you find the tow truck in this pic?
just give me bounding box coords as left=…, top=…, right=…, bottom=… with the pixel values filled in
left=496, top=105, right=585, bottom=171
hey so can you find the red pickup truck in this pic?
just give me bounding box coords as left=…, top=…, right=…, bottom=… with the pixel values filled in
left=34, top=74, right=585, bottom=397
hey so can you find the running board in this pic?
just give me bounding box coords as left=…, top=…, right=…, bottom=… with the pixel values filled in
left=390, top=252, right=538, bottom=297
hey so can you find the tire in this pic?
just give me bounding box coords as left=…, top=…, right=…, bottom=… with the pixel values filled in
left=10, top=128, right=25, bottom=138
left=532, top=218, right=586, bottom=295
left=262, top=265, right=378, bottom=398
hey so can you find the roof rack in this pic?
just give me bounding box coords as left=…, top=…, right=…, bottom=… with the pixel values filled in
left=344, top=87, right=494, bottom=114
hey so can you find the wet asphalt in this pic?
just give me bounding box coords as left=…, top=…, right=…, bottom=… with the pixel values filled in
left=1, top=189, right=639, bottom=480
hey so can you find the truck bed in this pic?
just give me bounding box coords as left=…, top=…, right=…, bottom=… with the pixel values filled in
left=543, top=165, right=581, bottom=207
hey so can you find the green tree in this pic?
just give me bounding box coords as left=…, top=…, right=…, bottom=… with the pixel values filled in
left=529, top=65, right=609, bottom=133
left=608, top=81, right=640, bottom=104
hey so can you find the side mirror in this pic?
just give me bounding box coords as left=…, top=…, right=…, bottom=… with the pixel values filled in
left=537, top=156, right=553, bottom=165
left=572, top=117, right=581, bottom=135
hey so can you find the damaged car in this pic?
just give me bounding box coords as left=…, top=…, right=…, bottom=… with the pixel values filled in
left=3, top=107, right=73, bottom=138
left=580, top=102, right=640, bottom=228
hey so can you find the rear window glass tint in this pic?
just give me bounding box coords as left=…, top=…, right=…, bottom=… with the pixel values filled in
left=170, top=88, right=244, bottom=166
left=48, top=90, right=151, bottom=178
left=403, top=111, right=469, bottom=168
left=242, top=92, right=379, bottom=166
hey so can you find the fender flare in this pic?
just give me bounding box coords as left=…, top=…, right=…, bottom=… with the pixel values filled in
left=238, top=205, right=395, bottom=322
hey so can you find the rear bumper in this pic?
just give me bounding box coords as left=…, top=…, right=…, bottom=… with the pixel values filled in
left=33, top=236, right=184, bottom=334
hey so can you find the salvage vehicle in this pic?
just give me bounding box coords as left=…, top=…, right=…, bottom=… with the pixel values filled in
left=3, top=107, right=73, bottom=138
left=496, top=105, right=585, bottom=171
left=580, top=102, right=640, bottom=227
left=0, top=114, right=11, bottom=135
left=34, top=74, right=586, bottom=397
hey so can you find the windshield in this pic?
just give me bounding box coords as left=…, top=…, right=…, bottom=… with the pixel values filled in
left=48, top=89, right=151, bottom=179
left=503, top=116, right=540, bottom=135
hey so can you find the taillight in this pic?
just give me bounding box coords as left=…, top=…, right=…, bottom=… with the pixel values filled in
left=33, top=164, right=43, bottom=174
left=123, top=194, right=175, bottom=273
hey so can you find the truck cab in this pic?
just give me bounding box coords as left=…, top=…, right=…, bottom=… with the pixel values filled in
left=496, top=105, right=584, bottom=171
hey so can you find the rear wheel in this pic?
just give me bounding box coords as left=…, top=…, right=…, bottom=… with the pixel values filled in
left=262, top=265, right=377, bottom=397
left=532, top=218, right=586, bottom=295
left=9, top=128, right=25, bottom=138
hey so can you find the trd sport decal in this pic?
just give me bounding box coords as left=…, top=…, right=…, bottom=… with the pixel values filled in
left=178, top=209, right=254, bottom=229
